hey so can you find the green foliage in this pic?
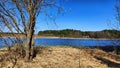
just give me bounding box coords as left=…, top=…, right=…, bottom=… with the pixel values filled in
left=38, top=29, right=120, bottom=39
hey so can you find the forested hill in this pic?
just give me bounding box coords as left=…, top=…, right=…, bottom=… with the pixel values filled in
left=38, top=29, right=120, bottom=39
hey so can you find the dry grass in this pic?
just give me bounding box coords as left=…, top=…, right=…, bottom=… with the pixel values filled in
left=1, top=46, right=120, bottom=68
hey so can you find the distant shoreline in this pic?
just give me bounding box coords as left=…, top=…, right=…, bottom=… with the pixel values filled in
left=0, top=36, right=120, bottom=40
left=34, top=36, right=120, bottom=40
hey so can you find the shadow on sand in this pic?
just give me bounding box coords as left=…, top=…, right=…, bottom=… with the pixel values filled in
left=95, top=57, right=120, bottom=67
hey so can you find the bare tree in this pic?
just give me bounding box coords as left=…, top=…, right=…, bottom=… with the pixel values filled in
left=114, top=0, right=120, bottom=54
left=111, top=0, right=120, bottom=54
left=0, top=0, right=64, bottom=61
left=115, top=0, right=120, bottom=29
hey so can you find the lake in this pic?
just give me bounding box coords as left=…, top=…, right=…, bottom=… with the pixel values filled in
left=0, top=38, right=120, bottom=47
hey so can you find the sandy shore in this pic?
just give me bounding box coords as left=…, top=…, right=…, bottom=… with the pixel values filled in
left=0, top=34, right=120, bottom=40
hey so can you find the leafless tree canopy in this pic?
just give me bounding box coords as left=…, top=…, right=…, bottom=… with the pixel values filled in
left=115, top=0, right=120, bottom=30
left=0, top=0, right=64, bottom=61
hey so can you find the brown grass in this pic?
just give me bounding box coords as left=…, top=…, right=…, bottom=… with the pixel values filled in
left=1, top=46, right=120, bottom=68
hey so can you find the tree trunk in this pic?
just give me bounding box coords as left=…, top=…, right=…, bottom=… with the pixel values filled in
left=25, top=27, right=35, bottom=61
left=30, top=33, right=34, bottom=60
left=25, top=30, right=31, bottom=61
left=25, top=16, right=35, bottom=62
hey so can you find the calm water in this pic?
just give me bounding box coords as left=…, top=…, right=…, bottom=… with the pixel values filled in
left=0, top=38, right=120, bottom=47
left=35, top=38, right=120, bottom=46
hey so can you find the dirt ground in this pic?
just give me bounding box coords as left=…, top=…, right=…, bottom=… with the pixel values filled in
left=0, top=46, right=120, bottom=68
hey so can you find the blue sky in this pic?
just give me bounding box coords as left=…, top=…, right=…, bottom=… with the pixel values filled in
left=36, top=0, right=116, bottom=33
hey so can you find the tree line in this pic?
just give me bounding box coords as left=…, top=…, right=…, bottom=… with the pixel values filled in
left=38, top=29, right=120, bottom=39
